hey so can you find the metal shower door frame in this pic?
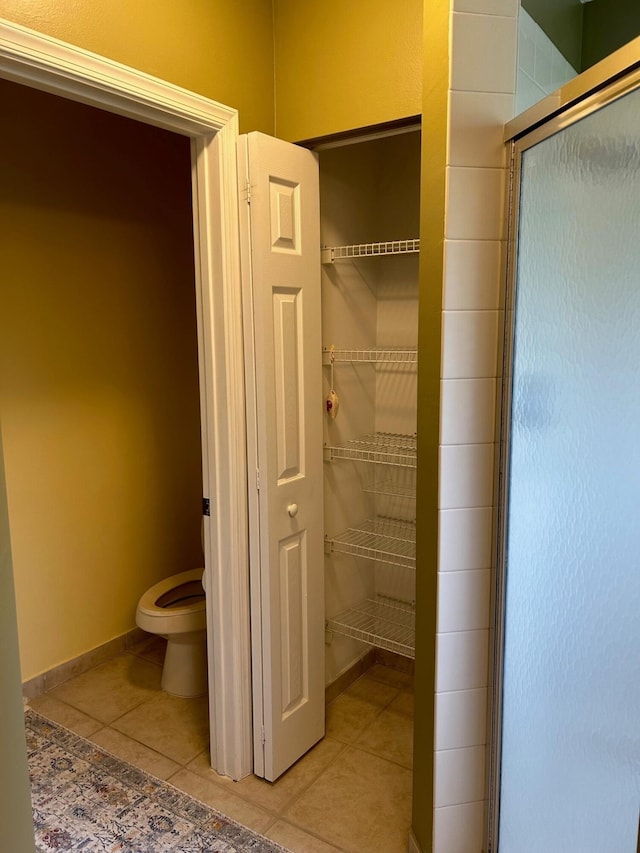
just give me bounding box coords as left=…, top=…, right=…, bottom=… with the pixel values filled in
left=487, top=36, right=640, bottom=853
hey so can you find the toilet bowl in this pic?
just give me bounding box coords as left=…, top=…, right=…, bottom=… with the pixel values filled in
left=135, top=568, right=207, bottom=698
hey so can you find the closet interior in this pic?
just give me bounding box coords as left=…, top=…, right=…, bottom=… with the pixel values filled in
left=317, top=128, right=420, bottom=689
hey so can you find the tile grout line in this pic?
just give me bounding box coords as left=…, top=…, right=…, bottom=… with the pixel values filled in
left=275, top=739, right=351, bottom=821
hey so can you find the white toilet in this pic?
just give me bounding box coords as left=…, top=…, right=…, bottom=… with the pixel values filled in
left=135, top=568, right=207, bottom=698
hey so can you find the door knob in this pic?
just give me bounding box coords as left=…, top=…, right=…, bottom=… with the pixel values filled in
left=287, top=503, right=299, bottom=517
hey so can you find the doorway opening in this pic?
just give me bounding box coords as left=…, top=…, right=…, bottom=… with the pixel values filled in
left=237, top=123, right=420, bottom=850
left=0, top=18, right=252, bottom=782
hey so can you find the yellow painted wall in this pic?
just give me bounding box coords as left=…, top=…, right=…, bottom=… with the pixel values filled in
left=2, top=0, right=422, bottom=140
left=273, top=0, right=423, bottom=141
left=0, top=0, right=275, bottom=134
left=1, top=8, right=436, bottom=848
left=0, top=0, right=274, bottom=680
left=0, top=80, right=205, bottom=679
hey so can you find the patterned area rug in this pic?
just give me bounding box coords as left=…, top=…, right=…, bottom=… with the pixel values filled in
left=25, top=708, right=290, bottom=852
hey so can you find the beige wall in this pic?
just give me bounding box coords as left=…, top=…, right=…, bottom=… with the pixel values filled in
left=273, top=0, right=423, bottom=141
left=0, top=0, right=275, bottom=134
left=0, top=80, right=205, bottom=679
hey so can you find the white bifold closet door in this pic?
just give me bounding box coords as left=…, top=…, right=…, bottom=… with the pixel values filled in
left=237, top=132, right=324, bottom=782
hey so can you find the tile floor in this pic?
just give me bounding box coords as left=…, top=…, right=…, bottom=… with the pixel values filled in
left=29, top=637, right=414, bottom=853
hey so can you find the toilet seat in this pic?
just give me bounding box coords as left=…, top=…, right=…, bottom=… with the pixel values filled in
left=138, top=568, right=205, bottom=615
left=136, top=568, right=206, bottom=635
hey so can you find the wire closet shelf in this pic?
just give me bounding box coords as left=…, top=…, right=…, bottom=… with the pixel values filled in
left=327, top=596, right=415, bottom=659
left=321, top=238, right=420, bottom=264
left=362, top=476, right=416, bottom=500
left=325, top=517, right=416, bottom=570
left=322, top=346, right=418, bottom=365
left=324, top=432, right=417, bottom=468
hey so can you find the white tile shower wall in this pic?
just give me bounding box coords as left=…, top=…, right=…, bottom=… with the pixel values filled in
left=439, top=507, right=493, bottom=573
left=516, top=7, right=577, bottom=115
left=440, top=379, right=496, bottom=446
left=435, top=688, right=488, bottom=751
left=441, top=310, right=500, bottom=379
left=433, top=801, right=486, bottom=853
left=434, top=745, right=486, bottom=807
left=433, top=1, right=518, bottom=851
left=437, top=570, right=491, bottom=634
left=443, top=241, right=503, bottom=311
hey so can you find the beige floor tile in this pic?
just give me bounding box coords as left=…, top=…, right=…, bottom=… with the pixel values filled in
left=389, top=690, right=414, bottom=718
left=285, top=747, right=412, bottom=853
left=265, top=819, right=346, bottom=853
left=42, top=637, right=128, bottom=692
left=325, top=693, right=382, bottom=744
left=188, top=736, right=345, bottom=813
left=355, top=709, right=414, bottom=768
left=28, top=694, right=103, bottom=738
left=48, top=654, right=162, bottom=723
left=111, top=691, right=209, bottom=765
left=366, top=664, right=413, bottom=691
left=127, top=635, right=167, bottom=667
left=402, top=680, right=415, bottom=695
left=168, top=768, right=273, bottom=834
left=89, top=726, right=181, bottom=780
left=373, top=650, right=415, bottom=676
left=345, top=675, right=400, bottom=708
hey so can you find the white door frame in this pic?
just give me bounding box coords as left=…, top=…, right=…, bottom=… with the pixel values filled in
left=0, top=18, right=253, bottom=780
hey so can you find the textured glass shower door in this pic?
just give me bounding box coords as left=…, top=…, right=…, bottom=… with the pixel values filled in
left=498, top=86, right=640, bottom=851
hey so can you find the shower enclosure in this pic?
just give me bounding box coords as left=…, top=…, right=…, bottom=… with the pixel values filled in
left=490, top=43, right=640, bottom=852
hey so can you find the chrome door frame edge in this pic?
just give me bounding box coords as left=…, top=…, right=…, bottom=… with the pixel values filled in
left=486, top=36, right=640, bottom=853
